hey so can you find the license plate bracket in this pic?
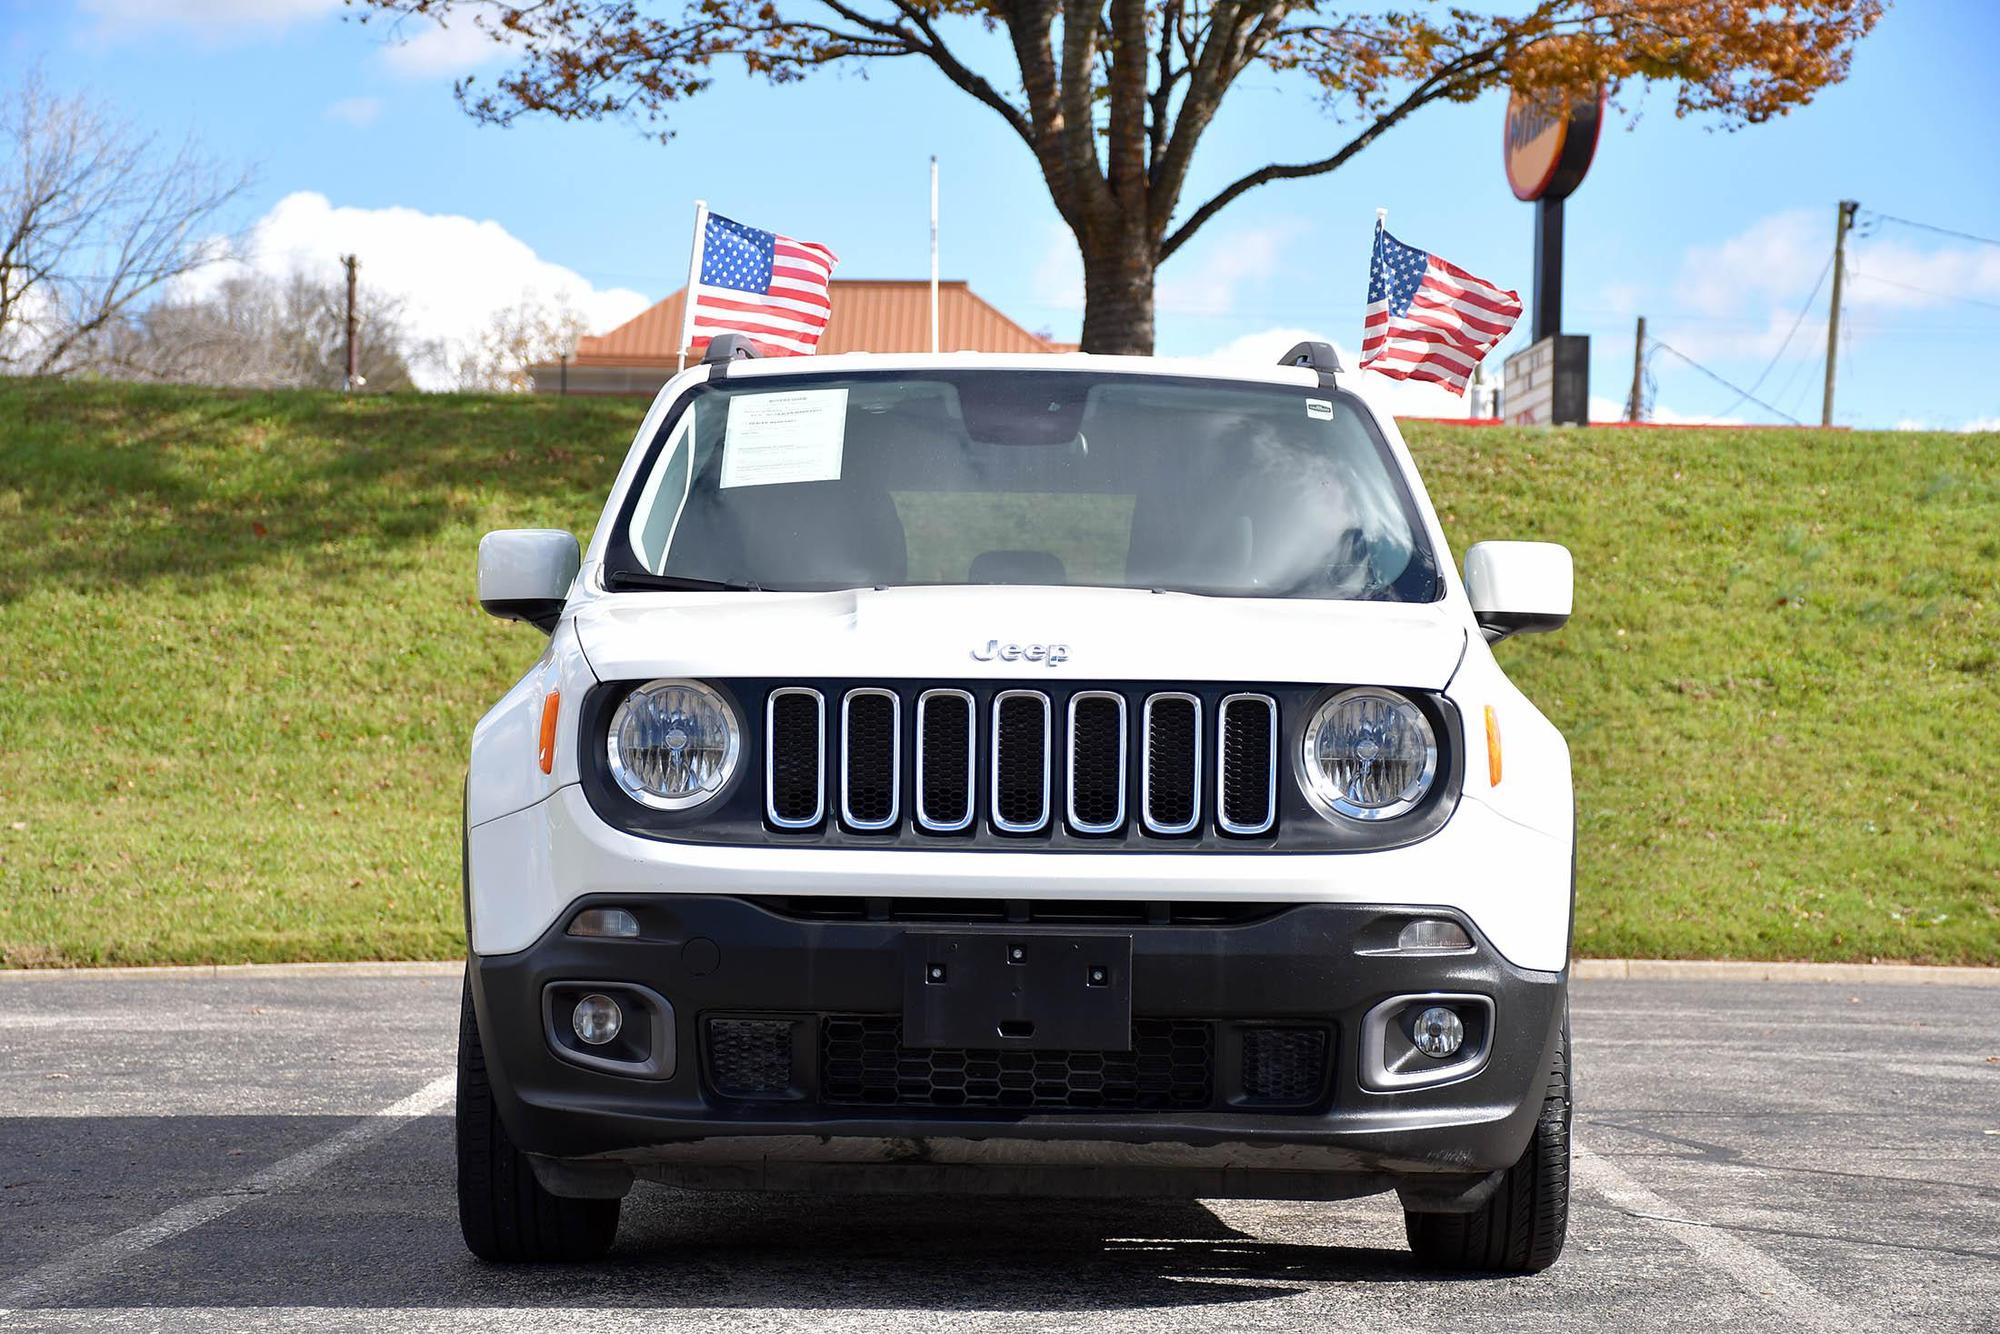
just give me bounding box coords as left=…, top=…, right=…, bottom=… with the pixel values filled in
left=902, top=931, right=1134, bottom=1051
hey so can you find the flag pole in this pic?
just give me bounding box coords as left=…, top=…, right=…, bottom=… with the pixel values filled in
left=677, top=198, right=709, bottom=371
left=929, top=157, right=940, bottom=354
left=1375, top=206, right=1387, bottom=232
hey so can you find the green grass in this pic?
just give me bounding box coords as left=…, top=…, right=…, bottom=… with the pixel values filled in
left=0, top=379, right=1994, bottom=967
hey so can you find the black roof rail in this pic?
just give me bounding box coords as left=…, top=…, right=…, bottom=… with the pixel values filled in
left=1278, top=341, right=1342, bottom=387
left=701, top=333, right=762, bottom=368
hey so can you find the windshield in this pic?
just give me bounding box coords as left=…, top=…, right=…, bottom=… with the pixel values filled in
left=609, top=370, right=1440, bottom=602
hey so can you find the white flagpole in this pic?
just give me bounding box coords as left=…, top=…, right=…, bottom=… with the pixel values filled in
left=1375, top=206, right=1387, bottom=233
left=676, top=198, right=709, bottom=371
left=929, top=157, right=940, bottom=354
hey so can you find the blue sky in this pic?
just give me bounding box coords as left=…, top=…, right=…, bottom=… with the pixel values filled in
left=8, top=0, right=1999, bottom=427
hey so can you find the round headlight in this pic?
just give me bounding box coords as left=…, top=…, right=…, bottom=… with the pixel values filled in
left=607, top=679, right=742, bottom=810
left=1300, top=688, right=1438, bottom=820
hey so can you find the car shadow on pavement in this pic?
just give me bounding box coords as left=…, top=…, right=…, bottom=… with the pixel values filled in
left=3, top=1115, right=1466, bottom=1315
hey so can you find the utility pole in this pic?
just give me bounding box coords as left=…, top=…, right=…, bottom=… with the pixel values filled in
left=1821, top=200, right=1857, bottom=428
left=340, top=254, right=359, bottom=393
left=1627, top=316, right=1646, bottom=422
left=929, top=156, right=940, bottom=354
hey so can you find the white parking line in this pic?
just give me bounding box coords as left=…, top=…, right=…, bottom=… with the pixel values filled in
left=1573, top=1143, right=1848, bottom=1329
left=0, top=1073, right=455, bottom=1314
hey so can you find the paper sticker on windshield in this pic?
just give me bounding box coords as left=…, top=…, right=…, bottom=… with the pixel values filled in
left=719, top=388, right=848, bottom=488
left=1305, top=398, right=1335, bottom=421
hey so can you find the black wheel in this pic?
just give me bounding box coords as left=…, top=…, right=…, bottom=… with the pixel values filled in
left=1405, top=1018, right=1570, bottom=1274
left=456, top=972, right=621, bottom=1262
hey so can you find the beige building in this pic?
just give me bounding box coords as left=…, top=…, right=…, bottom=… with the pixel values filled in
left=533, top=279, right=1073, bottom=395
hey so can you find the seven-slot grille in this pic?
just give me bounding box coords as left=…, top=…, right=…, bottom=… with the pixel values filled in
left=769, top=686, right=1277, bottom=841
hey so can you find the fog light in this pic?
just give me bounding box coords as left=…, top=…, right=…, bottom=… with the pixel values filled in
left=1412, top=1006, right=1463, bottom=1059
left=572, top=994, right=623, bottom=1046
left=568, top=907, right=640, bottom=939
left=1397, top=918, right=1472, bottom=952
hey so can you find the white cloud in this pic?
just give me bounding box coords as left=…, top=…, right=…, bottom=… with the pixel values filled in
left=1960, top=416, right=2000, bottom=433
left=379, top=17, right=514, bottom=77
left=79, top=0, right=339, bottom=40
left=1200, top=326, right=1479, bottom=420
left=323, top=96, right=383, bottom=128
left=183, top=191, right=650, bottom=389
left=1157, top=220, right=1307, bottom=318
left=1675, top=210, right=1825, bottom=318
left=1660, top=209, right=2000, bottom=364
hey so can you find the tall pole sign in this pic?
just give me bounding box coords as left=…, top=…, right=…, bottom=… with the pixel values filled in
left=1501, top=88, right=1603, bottom=426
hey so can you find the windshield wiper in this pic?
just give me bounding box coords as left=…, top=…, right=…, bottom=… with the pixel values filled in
left=605, top=569, right=763, bottom=593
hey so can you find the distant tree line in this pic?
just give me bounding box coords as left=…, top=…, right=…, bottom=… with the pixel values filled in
left=2, top=70, right=587, bottom=394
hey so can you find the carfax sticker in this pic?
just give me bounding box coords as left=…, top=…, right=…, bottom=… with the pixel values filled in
left=719, top=388, right=849, bottom=488
left=1306, top=398, right=1335, bottom=420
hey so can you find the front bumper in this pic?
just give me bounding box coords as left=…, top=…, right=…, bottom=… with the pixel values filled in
left=470, top=895, right=1566, bottom=1202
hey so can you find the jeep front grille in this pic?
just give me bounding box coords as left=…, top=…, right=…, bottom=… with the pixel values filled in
left=764, top=688, right=825, bottom=828
left=1217, top=694, right=1278, bottom=835
left=991, top=690, right=1052, bottom=833
left=1141, top=693, right=1202, bottom=835
left=1065, top=692, right=1126, bottom=834
left=839, top=688, right=900, bottom=830
left=915, top=689, right=975, bottom=832
left=762, top=684, right=1279, bottom=842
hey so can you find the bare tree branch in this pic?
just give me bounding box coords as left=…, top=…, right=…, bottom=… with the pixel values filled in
left=0, top=70, right=252, bottom=377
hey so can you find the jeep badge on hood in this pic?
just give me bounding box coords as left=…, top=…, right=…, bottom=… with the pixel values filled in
left=971, top=639, right=1070, bottom=666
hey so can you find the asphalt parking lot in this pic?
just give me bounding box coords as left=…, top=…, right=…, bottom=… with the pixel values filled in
left=1, top=968, right=1995, bottom=1331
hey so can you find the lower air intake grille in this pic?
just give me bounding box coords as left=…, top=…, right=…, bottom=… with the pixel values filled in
left=1239, top=1026, right=1330, bottom=1106
left=820, top=1016, right=1213, bottom=1110
left=707, top=1018, right=798, bottom=1098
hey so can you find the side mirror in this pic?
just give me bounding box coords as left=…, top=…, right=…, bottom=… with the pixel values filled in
left=1464, top=541, right=1572, bottom=643
left=478, top=529, right=580, bottom=634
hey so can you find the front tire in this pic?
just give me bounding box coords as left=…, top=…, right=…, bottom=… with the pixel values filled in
left=456, top=972, right=621, bottom=1262
left=1404, top=1020, right=1570, bottom=1274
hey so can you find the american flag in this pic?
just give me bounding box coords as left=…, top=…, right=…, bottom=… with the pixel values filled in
left=1360, top=221, right=1520, bottom=394
left=686, top=211, right=839, bottom=357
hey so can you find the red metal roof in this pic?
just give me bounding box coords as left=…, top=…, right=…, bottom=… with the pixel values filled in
left=573, top=279, right=1064, bottom=363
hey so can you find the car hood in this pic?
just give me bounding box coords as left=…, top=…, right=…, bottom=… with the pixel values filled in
left=570, top=585, right=1466, bottom=689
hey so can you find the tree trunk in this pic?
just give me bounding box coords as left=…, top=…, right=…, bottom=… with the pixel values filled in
left=1077, top=236, right=1156, bottom=356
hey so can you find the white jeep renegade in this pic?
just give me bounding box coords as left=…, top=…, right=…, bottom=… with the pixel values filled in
left=462, top=340, right=1576, bottom=1272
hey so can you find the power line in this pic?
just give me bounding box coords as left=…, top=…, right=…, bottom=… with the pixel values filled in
left=1648, top=339, right=1805, bottom=426
left=1848, top=270, right=2000, bottom=313
left=1718, top=251, right=1833, bottom=417
left=1861, top=210, right=2000, bottom=251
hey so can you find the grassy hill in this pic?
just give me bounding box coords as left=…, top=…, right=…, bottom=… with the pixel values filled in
left=1, top=379, right=1994, bottom=967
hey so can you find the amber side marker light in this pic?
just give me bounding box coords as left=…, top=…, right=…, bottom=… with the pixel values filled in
left=538, top=690, right=561, bottom=774
left=1484, top=705, right=1502, bottom=787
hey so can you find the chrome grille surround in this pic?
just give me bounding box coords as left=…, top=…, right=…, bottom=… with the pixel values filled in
left=1216, top=692, right=1278, bottom=836
left=763, top=687, right=825, bottom=829
left=1064, top=690, right=1128, bottom=835
left=914, top=688, right=976, bottom=832
left=838, top=687, right=901, bottom=831
left=1140, top=691, right=1203, bottom=835
left=989, top=689, right=1052, bottom=833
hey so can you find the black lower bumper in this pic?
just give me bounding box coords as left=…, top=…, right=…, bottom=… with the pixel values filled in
left=469, top=896, right=1566, bottom=1201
